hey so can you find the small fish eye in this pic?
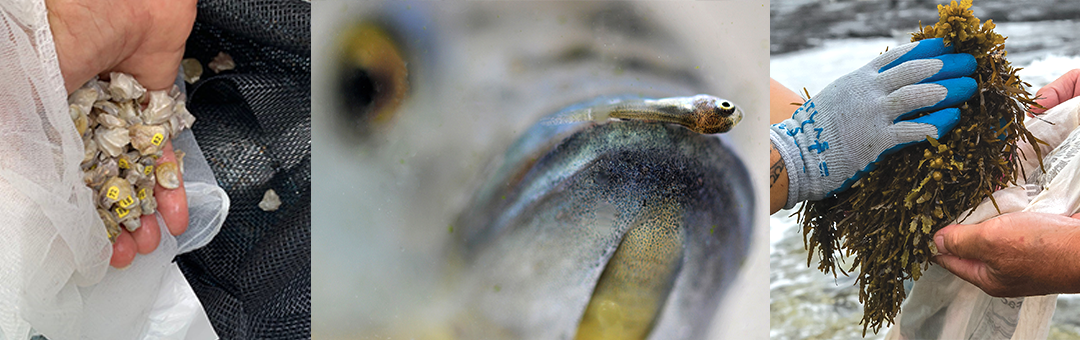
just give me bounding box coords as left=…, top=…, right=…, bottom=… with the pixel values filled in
left=720, top=101, right=732, bottom=109
left=335, top=22, right=409, bottom=138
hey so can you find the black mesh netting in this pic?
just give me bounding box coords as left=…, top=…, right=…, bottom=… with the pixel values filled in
left=176, top=0, right=310, bottom=339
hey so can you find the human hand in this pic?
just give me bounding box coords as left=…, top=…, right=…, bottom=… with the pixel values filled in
left=47, top=0, right=197, bottom=93
left=47, top=0, right=195, bottom=267
left=109, top=140, right=189, bottom=268
left=1031, top=69, right=1080, bottom=114
left=769, top=38, right=977, bottom=208
left=932, top=212, right=1080, bottom=297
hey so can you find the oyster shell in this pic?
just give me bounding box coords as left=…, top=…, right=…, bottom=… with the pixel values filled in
left=142, top=91, right=174, bottom=125
left=130, top=124, right=168, bottom=156
left=100, top=176, right=133, bottom=208
left=208, top=52, right=235, bottom=73
left=117, top=101, right=142, bottom=126
left=118, top=204, right=142, bottom=232
left=259, top=189, right=281, bottom=211
left=98, top=208, right=122, bottom=241
left=181, top=58, right=203, bottom=84
left=107, top=72, right=146, bottom=101
left=71, top=72, right=194, bottom=238
left=95, top=109, right=127, bottom=129
left=155, top=161, right=180, bottom=189
left=94, top=126, right=130, bottom=157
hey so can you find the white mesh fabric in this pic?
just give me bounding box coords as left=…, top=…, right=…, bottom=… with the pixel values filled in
left=0, top=2, right=229, bottom=338
left=0, top=0, right=111, bottom=338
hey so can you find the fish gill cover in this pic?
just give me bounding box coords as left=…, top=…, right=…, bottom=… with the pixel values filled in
left=795, top=0, right=1045, bottom=335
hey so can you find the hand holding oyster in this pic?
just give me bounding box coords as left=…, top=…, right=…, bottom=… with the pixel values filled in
left=69, top=72, right=196, bottom=242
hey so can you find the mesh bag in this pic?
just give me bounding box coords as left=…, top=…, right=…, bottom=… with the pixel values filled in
left=175, top=0, right=311, bottom=338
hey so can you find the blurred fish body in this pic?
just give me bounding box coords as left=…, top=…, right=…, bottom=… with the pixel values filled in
left=449, top=107, right=754, bottom=339
left=312, top=1, right=766, bottom=339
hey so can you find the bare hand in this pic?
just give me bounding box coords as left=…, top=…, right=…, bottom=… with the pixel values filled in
left=110, top=141, right=189, bottom=268
left=47, top=0, right=196, bottom=267
left=47, top=0, right=197, bottom=93
left=932, top=212, right=1080, bottom=297
left=1031, top=69, right=1080, bottom=114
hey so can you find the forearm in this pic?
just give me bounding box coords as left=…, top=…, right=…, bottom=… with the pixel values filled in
left=770, top=78, right=802, bottom=214
left=770, top=78, right=804, bottom=124
left=770, top=145, right=788, bottom=214
left=1034, top=213, right=1080, bottom=295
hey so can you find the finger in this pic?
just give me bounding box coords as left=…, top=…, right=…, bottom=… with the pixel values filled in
left=1032, top=69, right=1080, bottom=114
left=933, top=223, right=990, bottom=259
left=110, top=230, right=137, bottom=268
left=878, top=53, right=976, bottom=91
left=132, top=214, right=162, bottom=255
left=119, top=50, right=186, bottom=91
left=891, top=107, right=961, bottom=144
left=886, top=77, right=977, bottom=121
left=932, top=255, right=997, bottom=294
left=874, top=38, right=952, bottom=72
left=155, top=141, right=189, bottom=236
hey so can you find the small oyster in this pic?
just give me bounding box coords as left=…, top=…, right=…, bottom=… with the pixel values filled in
left=156, top=161, right=180, bottom=189
left=130, top=124, right=168, bottom=156
left=94, top=126, right=130, bottom=157
left=81, top=137, right=98, bottom=167
left=117, top=101, right=142, bottom=126
left=98, top=208, right=122, bottom=241
left=68, top=87, right=98, bottom=115
left=99, top=176, right=133, bottom=208
left=95, top=110, right=127, bottom=129
left=118, top=204, right=142, bottom=232
left=142, top=91, right=174, bottom=125
left=72, top=109, right=89, bottom=136
left=107, top=72, right=146, bottom=101
left=208, top=52, right=235, bottom=73
left=259, top=189, right=281, bottom=211
left=181, top=58, right=203, bottom=84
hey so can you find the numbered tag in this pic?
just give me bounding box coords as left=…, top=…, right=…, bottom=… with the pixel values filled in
left=119, top=195, right=134, bottom=208
left=144, top=165, right=154, bottom=176
left=115, top=206, right=129, bottom=219
left=151, top=133, right=164, bottom=146
left=106, top=186, right=119, bottom=200
left=118, top=158, right=130, bottom=169
left=138, top=188, right=148, bottom=200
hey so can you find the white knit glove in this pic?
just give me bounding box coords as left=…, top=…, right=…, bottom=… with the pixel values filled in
left=772, top=38, right=977, bottom=208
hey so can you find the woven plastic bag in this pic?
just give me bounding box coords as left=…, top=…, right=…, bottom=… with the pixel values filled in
left=885, top=95, right=1080, bottom=340
left=0, top=0, right=228, bottom=338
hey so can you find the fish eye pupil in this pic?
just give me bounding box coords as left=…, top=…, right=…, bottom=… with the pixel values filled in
left=342, top=67, right=377, bottom=115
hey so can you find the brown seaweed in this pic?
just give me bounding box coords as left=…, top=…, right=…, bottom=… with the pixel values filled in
left=796, top=0, right=1044, bottom=334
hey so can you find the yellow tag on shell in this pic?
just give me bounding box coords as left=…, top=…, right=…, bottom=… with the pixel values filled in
left=119, top=195, right=134, bottom=208
left=115, top=206, right=129, bottom=219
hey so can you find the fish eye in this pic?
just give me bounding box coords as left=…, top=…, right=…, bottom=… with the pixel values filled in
left=334, top=22, right=409, bottom=138
left=720, top=101, right=733, bottom=109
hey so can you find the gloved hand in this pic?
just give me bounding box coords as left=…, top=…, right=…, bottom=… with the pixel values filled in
left=770, top=38, right=977, bottom=208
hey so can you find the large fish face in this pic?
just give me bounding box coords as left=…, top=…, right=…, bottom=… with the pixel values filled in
left=450, top=108, right=755, bottom=339
left=312, top=2, right=768, bottom=339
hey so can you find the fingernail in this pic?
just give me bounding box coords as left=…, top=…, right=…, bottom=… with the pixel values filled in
left=933, top=234, right=948, bottom=256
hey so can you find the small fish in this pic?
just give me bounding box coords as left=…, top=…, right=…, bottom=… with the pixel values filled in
left=541, top=94, right=742, bottom=134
